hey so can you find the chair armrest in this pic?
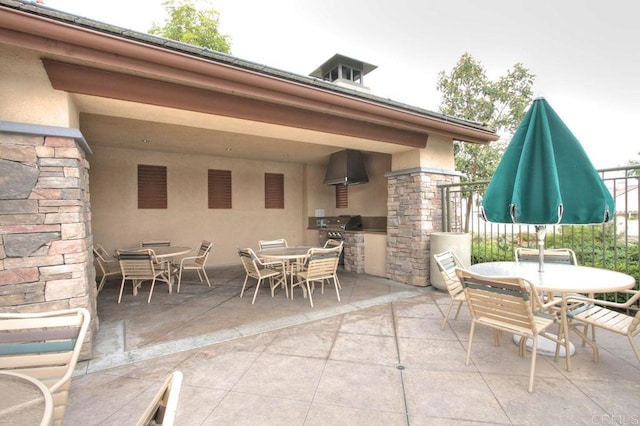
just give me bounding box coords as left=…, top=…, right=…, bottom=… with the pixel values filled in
left=540, top=296, right=564, bottom=311
left=566, top=289, right=640, bottom=309
left=179, top=255, right=200, bottom=266
left=259, top=259, right=285, bottom=269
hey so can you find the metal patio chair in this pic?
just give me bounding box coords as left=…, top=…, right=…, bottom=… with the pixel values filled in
left=238, top=248, right=287, bottom=304
left=176, top=240, right=213, bottom=292
left=433, top=250, right=467, bottom=330
left=93, top=243, right=121, bottom=293
left=116, top=249, right=172, bottom=303
left=136, top=371, right=183, bottom=426
left=0, top=308, right=91, bottom=425
left=455, top=268, right=563, bottom=393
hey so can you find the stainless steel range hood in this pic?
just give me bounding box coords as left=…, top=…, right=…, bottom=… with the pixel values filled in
left=323, top=149, right=369, bottom=185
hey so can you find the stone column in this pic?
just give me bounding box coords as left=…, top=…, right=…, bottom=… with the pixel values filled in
left=343, top=232, right=364, bottom=273
left=0, top=124, right=95, bottom=359
left=386, top=168, right=458, bottom=286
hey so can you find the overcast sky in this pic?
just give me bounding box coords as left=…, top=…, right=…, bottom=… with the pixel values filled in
left=44, top=0, right=640, bottom=168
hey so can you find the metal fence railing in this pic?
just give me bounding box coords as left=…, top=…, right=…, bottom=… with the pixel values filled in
left=438, top=165, right=640, bottom=307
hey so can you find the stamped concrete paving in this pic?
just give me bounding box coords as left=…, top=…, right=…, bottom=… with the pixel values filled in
left=66, top=266, right=640, bottom=425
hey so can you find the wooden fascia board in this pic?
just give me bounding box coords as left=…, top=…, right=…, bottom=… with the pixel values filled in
left=42, top=59, right=428, bottom=148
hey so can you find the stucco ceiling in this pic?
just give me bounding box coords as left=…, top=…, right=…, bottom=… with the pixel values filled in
left=74, top=94, right=407, bottom=165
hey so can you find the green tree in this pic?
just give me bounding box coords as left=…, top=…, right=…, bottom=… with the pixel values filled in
left=437, top=53, right=535, bottom=232
left=149, top=0, right=232, bottom=53
left=437, top=52, right=535, bottom=182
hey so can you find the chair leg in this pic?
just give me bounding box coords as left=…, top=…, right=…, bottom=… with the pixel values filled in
left=528, top=335, right=538, bottom=393
left=147, top=278, right=157, bottom=303
left=306, top=281, right=314, bottom=307
left=465, top=321, right=476, bottom=366
left=98, top=275, right=107, bottom=293
left=240, top=275, right=250, bottom=298
left=118, top=278, right=127, bottom=303
left=453, top=301, right=463, bottom=320
left=202, top=267, right=211, bottom=287
left=333, top=277, right=340, bottom=302
left=177, top=268, right=185, bottom=293
left=251, top=278, right=263, bottom=304
left=335, top=274, right=342, bottom=290
left=441, top=298, right=455, bottom=331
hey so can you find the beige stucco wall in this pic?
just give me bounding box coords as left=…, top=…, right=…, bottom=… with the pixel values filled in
left=391, top=135, right=455, bottom=171
left=90, top=147, right=392, bottom=259
left=0, top=45, right=77, bottom=127
left=89, top=146, right=307, bottom=265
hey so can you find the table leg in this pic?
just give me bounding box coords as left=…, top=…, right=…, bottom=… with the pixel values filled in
left=562, top=293, right=571, bottom=371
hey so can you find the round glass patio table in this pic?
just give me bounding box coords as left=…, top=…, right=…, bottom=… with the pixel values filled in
left=0, top=371, right=53, bottom=426
left=469, top=261, right=636, bottom=371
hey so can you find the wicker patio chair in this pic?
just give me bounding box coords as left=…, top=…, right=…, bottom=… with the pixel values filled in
left=93, top=244, right=121, bottom=293
left=0, top=308, right=91, bottom=425
left=136, top=371, right=183, bottom=426
left=176, top=240, right=213, bottom=292
left=238, top=248, right=287, bottom=304
left=291, top=246, right=342, bottom=307
left=455, top=268, right=562, bottom=393
left=566, top=289, right=640, bottom=364
left=433, top=250, right=467, bottom=330
left=116, top=249, right=172, bottom=303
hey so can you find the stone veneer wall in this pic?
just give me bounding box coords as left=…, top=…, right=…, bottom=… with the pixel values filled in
left=386, top=169, right=458, bottom=286
left=0, top=130, right=96, bottom=359
left=343, top=232, right=364, bottom=273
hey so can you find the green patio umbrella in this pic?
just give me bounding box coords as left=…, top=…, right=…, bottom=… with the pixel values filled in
left=480, top=97, right=615, bottom=271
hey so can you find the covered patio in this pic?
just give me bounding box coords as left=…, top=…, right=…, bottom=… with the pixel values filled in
left=66, top=268, right=640, bottom=424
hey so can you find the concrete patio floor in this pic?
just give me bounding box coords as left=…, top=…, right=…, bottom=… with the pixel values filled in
left=66, top=266, right=640, bottom=425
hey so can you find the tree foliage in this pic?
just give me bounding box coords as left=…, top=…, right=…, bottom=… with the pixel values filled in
left=437, top=53, right=535, bottom=182
left=149, top=0, right=232, bottom=53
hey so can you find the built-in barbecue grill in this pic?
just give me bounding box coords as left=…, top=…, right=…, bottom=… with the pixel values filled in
left=323, top=215, right=363, bottom=240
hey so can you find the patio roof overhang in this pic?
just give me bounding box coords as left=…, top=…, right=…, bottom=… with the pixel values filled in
left=0, top=1, right=498, bottom=163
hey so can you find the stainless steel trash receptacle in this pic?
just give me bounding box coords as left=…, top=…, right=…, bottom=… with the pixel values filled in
left=430, top=232, right=471, bottom=290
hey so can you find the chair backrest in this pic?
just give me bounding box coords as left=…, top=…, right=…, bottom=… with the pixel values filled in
left=433, top=251, right=465, bottom=296
left=455, top=269, right=544, bottom=332
left=117, top=249, right=157, bottom=278
left=323, top=239, right=343, bottom=249
left=238, top=248, right=260, bottom=276
left=515, top=247, right=577, bottom=265
left=140, top=240, right=171, bottom=248
left=258, top=239, right=288, bottom=250
left=0, top=308, right=91, bottom=424
left=195, top=241, right=213, bottom=266
left=93, top=244, right=114, bottom=262
left=305, top=246, right=341, bottom=280
left=136, top=371, right=183, bottom=426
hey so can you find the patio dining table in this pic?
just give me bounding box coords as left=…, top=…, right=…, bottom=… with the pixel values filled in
left=256, top=246, right=316, bottom=288
left=469, top=261, right=636, bottom=371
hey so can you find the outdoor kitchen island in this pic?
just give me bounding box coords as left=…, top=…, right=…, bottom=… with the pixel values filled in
left=308, top=216, right=387, bottom=277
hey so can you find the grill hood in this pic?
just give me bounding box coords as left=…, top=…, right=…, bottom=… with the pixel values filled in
left=323, top=149, right=369, bottom=185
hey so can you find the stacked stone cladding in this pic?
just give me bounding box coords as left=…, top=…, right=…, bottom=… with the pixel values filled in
left=0, top=132, right=95, bottom=359
left=343, top=232, right=364, bottom=274
left=386, top=170, right=457, bottom=286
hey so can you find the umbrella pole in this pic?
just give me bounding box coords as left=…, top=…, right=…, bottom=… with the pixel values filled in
left=535, top=225, right=546, bottom=272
